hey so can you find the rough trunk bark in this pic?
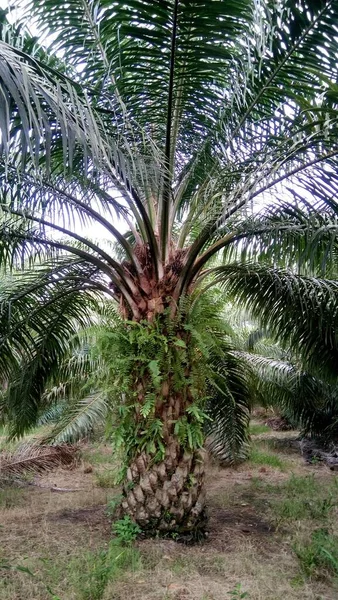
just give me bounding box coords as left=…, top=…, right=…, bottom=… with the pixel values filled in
left=120, top=392, right=207, bottom=538
left=111, top=247, right=208, bottom=537
left=121, top=443, right=207, bottom=538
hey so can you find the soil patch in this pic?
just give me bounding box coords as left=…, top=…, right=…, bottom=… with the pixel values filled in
left=49, top=503, right=108, bottom=525
left=206, top=504, right=275, bottom=551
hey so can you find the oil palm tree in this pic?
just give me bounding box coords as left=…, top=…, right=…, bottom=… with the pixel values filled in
left=1, top=1, right=338, bottom=536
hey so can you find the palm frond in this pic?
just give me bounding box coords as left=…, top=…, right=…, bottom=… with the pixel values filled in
left=236, top=351, right=338, bottom=441
left=221, top=201, right=338, bottom=277
left=0, top=276, right=101, bottom=436
left=40, top=393, right=108, bottom=444
left=0, top=38, right=107, bottom=173
left=0, top=443, right=78, bottom=475
left=205, top=350, right=251, bottom=465
left=213, top=263, right=338, bottom=379
left=25, top=0, right=252, bottom=156
left=37, top=403, right=66, bottom=426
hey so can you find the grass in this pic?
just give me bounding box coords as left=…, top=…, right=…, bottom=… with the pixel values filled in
left=82, top=445, right=115, bottom=465
left=270, top=475, right=338, bottom=523
left=241, top=473, right=338, bottom=586
left=95, top=469, right=117, bottom=488
left=2, top=429, right=338, bottom=599
left=70, top=541, right=142, bottom=600
left=294, top=529, right=338, bottom=579
left=248, top=444, right=287, bottom=470
left=249, top=423, right=271, bottom=435
left=0, top=487, right=25, bottom=509
left=0, top=542, right=141, bottom=600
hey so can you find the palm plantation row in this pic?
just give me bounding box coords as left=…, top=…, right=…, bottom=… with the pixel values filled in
left=1, top=0, right=338, bottom=536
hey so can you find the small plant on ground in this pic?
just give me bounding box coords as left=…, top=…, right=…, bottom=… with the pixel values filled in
left=294, top=528, right=338, bottom=579
left=106, top=494, right=123, bottom=517
left=249, top=423, right=271, bottom=435
left=271, top=475, right=337, bottom=524
left=0, top=488, right=24, bottom=509
left=71, top=540, right=141, bottom=600
left=228, top=583, right=249, bottom=598
left=249, top=445, right=286, bottom=470
left=112, top=516, right=141, bottom=544
left=95, top=470, right=117, bottom=488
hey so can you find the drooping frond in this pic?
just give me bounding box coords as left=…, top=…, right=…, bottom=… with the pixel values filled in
left=0, top=271, right=101, bottom=436
left=221, top=201, right=338, bottom=277
left=213, top=264, right=338, bottom=378
left=0, top=38, right=108, bottom=173
left=205, top=348, right=251, bottom=465
left=189, top=302, right=253, bottom=466
left=236, top=351, right=338, bottom=441
left=37, top=403, right=66, bottom=426
left=40, top=393, right=108, bottom=445
left=0, top=443, right=78, bottom=475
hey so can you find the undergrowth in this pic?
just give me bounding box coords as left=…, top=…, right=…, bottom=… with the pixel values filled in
left=271, top=475, right=338, bottom=523
left=249, top=423, right=271, bottom=435
left=248, top=444, right=286, bottom=470
left=0, top=488, right=25, bottom=509
left=70, top=540, right=141, bottom=600
left=294, top=529, right=338, bottom=579
left=249, top=474, right=338, bottom=583
left=95, top=470, right=117, bottom=488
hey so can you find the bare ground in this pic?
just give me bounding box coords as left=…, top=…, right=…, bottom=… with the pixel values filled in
left=1, top=431, right=338, bottom=599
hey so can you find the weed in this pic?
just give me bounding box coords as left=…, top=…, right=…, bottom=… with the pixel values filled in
left=1, top=559, right=61, bottom=599
left=271, top=475, right=337, bottom=523
left=249, top=445, right=286, bottom=470
left=112, top=515, right=141, bottom=544
left=81, top=447, right=114, bottom=465
left=294, top=528, right=338, bottom=579
left=282, top=474, right=319, bottom=495
left=171, top=557, right=190, bottom=575
left=71, top=541, right=141, bottom=600
left=0, top=488, right=24, bottom=509
left=95, top=470, right=117, bottom=488
left=78, top=550, right=110, bottom=600
left=275, top=496, right=335, bottom=522
left=290, top=574, right=305, bottom=589
left=228, top=583, right=249, bottom=598
left=106, top=494, right=123, bottom=517
left=249, top=423, right=271, bottom=435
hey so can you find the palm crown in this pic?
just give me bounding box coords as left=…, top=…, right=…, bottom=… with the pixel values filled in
left=1, top=0, right=338, bottom=535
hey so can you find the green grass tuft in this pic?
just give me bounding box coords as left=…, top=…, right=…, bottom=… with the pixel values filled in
left=70, top=540, right=141, bottom=600
left=248, top=446, right=286, bottom=470
left=95, top=470, right=117, bottom=488
left=81, top=447, right=115, bottom=465
left=294, top=528, right=338, bottom=579
left=249, top=423, right=271, bottom=435
left=0, top=488, right=25, bottom=509
left=271, top=475, right=338, bottom=523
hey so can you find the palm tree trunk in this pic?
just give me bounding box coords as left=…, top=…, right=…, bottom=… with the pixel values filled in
left=121, top=448, right=206, bottom=536
left=115, top=258, right=208, bottom=536
left=120, top=397, right=207, bottom=537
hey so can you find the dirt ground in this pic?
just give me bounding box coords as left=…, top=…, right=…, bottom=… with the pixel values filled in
left=1, top=430, right=338, bottom=599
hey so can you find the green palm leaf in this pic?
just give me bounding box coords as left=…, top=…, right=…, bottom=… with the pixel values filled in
left=0, top=275, right=100, bottom=436
left=237, top=351, right=338, bottom=441
left=205, top=349, right=251, bottom=464
left=213, top=264, right=338, bottom=378
left=40, top=393, right=108, bottom=444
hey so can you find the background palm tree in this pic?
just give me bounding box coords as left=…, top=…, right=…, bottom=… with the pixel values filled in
left=1, top=1, right=338, bottom=535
